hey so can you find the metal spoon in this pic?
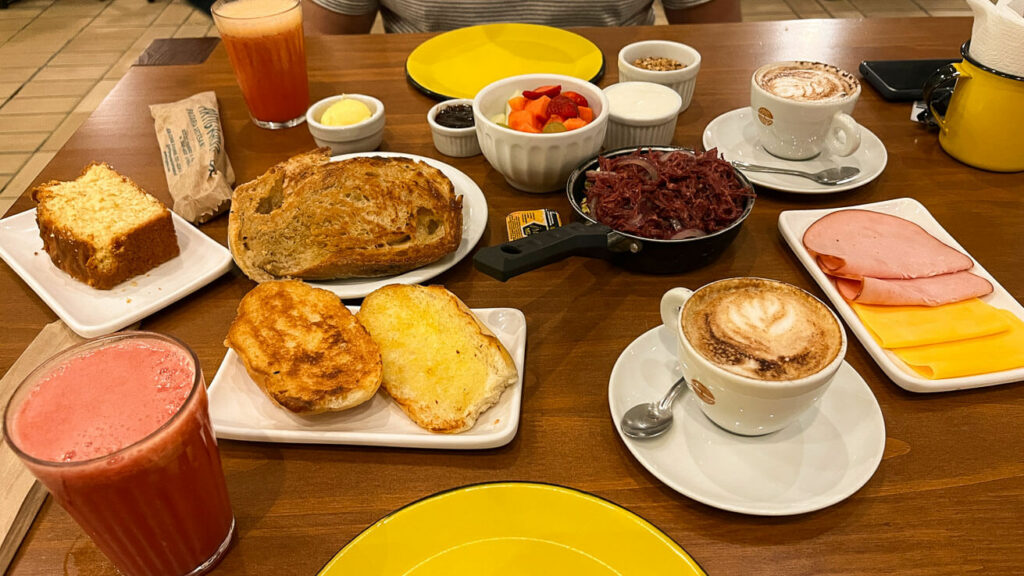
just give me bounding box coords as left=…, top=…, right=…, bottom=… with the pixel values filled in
left=620, top=374, right=689, bottom=439
left=732, top=161, right=860, bottom=185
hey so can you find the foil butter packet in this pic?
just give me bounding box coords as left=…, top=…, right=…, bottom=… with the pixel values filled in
left=505, top=209, right=562, bottom=241
left=150, top=91, right=234, bottom=224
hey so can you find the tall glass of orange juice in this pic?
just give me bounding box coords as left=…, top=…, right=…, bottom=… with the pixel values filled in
left=212, top=0, right=309, bottom=129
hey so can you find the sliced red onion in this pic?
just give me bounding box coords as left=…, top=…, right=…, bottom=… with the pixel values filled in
left=611, top=157, right=658, bottom=181
left=670, top=229, right=707, bottom=240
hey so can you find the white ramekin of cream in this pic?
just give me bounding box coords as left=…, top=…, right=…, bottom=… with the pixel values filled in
left=602, top=82, right=683, bottom=150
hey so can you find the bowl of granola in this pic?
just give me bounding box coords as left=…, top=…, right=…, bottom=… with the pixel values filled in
left=617, top=40, right=701, bottom=111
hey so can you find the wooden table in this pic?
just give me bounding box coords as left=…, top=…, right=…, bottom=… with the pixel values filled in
left=4, top=17, right=1023, bottom=576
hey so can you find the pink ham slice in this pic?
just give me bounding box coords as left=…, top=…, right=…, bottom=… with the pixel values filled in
left=803, top=209, right=973, bottom=279
left=834, top=271, right=994, bottom=306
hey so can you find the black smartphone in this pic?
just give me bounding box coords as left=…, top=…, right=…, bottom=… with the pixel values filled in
left=859, top=59, right=958, bottom=101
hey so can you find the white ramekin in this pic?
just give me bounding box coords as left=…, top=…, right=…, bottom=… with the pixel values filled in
left=602, top=81, right=683, bottom=150
left=617, top=40, right=701, bottom=112
left=427, top=99, right=481, bottom=157
left=306, top=94, right=385, bottom=155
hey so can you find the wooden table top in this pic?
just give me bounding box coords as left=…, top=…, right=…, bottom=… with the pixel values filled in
left=4, top=17, right=1023, bottom=576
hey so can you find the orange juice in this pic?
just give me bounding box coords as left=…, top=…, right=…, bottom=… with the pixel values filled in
left=213, top=0, right=309, bottom=128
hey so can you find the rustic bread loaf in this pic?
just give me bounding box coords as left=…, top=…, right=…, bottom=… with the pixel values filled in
left=356, top=284, right=518, bottom=433
left=32, top=162, right=180, bottom=290
left=228, top=149, right=463, bottom=282
left=225, top=280, right=383, bottom=414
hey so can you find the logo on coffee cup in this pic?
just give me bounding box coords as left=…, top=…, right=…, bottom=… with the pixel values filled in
left=689, top=378, right=715, bottom=405
left=757, top=106, right=774, bottom=126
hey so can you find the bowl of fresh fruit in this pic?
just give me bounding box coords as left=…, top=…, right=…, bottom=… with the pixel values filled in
left=473, top=73, right=609, bottom=193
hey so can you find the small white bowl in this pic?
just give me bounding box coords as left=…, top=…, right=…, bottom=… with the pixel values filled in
left=617, top=40, right=701, bottom=112
left=474, top=73, right=610, bottom=193
left=306, top=94, right=385, bottom=155
left=603, top=82, right=682, bottom=150
left=427, top=99, right=480, bottom=157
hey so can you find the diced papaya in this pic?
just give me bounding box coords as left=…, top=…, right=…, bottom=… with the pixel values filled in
left=523, top=95, right=551, bottom=122
left=547, top=114, right=565, bottom=125
left=563, top=117, right=588, bottom=131
left=508, top=96, right=527, bottom=111
left=508, top=109, right=542, bottom=133
left=578, top=106, right=594, bottom=122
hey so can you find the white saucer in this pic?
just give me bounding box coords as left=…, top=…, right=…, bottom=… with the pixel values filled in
left=608, top=326, right=886, bottom=516
left=702, top=107, right=888, bottom=194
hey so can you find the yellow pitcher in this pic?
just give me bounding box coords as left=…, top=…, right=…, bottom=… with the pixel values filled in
left=923, top=41, right=1024, bottom=173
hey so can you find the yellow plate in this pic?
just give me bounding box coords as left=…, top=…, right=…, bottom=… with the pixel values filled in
left=318, top=482, right=705, bottom=575
left=406, top=24, right=605, bottom=100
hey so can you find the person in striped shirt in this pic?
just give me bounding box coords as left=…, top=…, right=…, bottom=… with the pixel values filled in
left=304, top=0, right=740, bottom=34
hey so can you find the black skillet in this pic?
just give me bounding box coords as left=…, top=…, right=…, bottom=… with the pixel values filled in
left=473, top=146, right=756, bottom=281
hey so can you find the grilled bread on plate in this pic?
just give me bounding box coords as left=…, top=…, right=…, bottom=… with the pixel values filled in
left=228, top=148, right=463, bottom=282
left=356, top=284, right=518, bottom=433
left=224, top=279, right=382, bottom=414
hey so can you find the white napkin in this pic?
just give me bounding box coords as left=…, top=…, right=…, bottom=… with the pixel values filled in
left=967, top=0, right=1024, bottom=77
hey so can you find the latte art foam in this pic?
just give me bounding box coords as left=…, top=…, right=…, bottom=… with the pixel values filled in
left=756, top=62, right=858, bottom=103
left=682, top=278, right=842, bottom=381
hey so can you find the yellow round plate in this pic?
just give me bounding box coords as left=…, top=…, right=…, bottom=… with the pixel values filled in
left=406, top=23, right=605, bottom=100
left=318, top=482, right=705, bottom=575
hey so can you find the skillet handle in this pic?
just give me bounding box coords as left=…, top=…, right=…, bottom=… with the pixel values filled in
left=473, top=221, right=615, bottom=281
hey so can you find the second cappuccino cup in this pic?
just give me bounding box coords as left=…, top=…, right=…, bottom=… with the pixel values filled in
left=660, top=277, right=847, bottom=436
left=750, top=61, right=862, bottom=160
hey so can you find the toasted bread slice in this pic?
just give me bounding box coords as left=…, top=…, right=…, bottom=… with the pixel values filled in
left=356, top=284, right=518, bottom=433
left=228, top=148, right=333, bottom=282
left=228, top=149, right=463, bottom=282
left=224, top=279, right=382, bottom=414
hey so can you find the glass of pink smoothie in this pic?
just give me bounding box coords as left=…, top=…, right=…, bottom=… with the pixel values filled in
left=3, top=331, right=235, bottom=576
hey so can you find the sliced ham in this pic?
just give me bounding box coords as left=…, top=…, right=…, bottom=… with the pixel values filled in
left=803, top=209, right=973, bottom=279
left=834, top=271, right=994, bottom=306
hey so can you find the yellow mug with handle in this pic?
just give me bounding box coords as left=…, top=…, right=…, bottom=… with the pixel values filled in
left=923, top=41, right=1024, bottom=173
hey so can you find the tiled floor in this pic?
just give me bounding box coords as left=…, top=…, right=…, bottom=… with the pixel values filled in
left=0, top=0, right=973, bottom=214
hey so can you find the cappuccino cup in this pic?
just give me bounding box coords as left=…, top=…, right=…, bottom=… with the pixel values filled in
left=659, top=278, right=847, bottom=436
left=750, top=61, right=862, bottom=160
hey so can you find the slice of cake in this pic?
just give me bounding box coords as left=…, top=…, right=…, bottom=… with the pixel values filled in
left=32, top=163, right=180, bottom=289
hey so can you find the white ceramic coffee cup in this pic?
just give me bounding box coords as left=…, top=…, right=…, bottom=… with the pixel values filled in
left=659, top=278, right=847, bottom=436
left=750, top=61, right=862, bottom=160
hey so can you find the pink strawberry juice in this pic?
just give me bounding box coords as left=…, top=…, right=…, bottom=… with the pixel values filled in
left=4, top=332, right=234, bottom=576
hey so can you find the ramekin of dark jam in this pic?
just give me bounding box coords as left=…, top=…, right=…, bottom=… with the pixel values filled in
left=427, top=98, right=481, bottom=157
left=435, top=104, right=474, bottom=129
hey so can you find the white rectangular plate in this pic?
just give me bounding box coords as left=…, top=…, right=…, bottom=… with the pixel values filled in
left=208, top=307, right=526, bottom=449
left=0, top=209, right=233, bottom=338
left=779, top=197, right=1024, bottom=393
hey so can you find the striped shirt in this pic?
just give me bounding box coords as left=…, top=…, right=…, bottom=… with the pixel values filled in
left=311, top=0, right=711, bottom=33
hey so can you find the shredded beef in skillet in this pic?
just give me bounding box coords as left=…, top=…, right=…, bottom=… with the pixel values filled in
left=583, top=149, right=754, bottom=240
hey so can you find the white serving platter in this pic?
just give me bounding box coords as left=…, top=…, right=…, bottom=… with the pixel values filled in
left=0, top=209, right=232, bottom=338
left=208, top=307, right=526, bottom=449
left=778, top=197, right=1024, bottom=392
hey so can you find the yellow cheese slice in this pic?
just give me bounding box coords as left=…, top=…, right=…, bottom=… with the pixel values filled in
left=851, top=299, right=1010, bottom=348
left=891, top=310, right=1024, bottom=379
